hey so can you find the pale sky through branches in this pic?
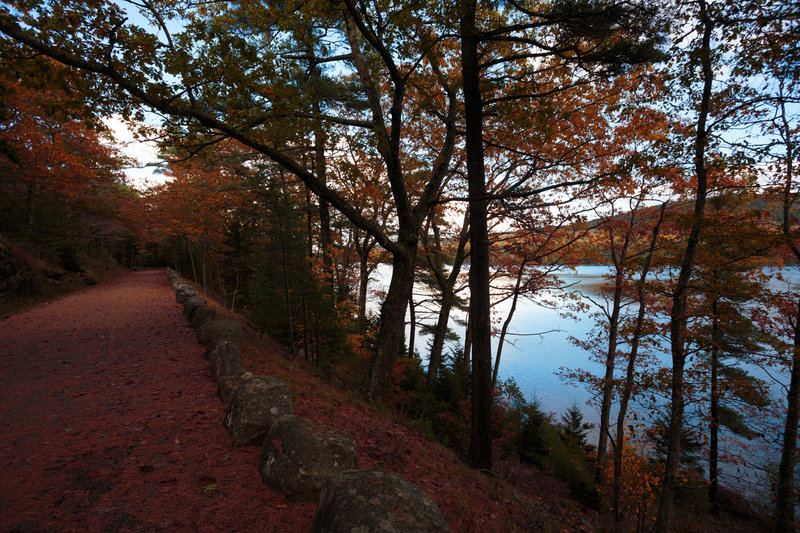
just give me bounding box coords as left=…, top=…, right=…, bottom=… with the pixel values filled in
left=103, top=115, right=168, bottom=190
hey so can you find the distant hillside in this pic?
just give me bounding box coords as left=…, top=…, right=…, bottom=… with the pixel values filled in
left=572, top=192, right=796, bottom=265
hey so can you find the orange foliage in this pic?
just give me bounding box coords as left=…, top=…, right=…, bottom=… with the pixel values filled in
left=0, top=78, right=125, bottom=203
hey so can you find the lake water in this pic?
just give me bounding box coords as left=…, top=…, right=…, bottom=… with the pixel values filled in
left=370, top=264, right=797, bottom=496
left=371, top=264, right=615, bottom=422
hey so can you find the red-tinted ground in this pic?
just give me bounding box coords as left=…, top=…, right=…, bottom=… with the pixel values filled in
left=0, top=270, right=314, bottom=532
left=0, top=269, right=765, bottom=533
left=5, top=267, right=777, bottom=533
left=1, top=268, right=593, bottom=532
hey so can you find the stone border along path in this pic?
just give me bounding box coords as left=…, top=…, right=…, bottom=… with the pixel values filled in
left=0, top=269, right=317, bottom=532
left=167, top=268, right=450, bottom=532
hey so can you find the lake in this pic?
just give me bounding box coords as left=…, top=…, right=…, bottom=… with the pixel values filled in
left=371, top=264, right=614, bottom=423
left=370, top=263, right=797, bottom=496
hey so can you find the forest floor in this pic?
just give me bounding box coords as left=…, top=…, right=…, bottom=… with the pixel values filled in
left=0, top=269, right=765, bottom=532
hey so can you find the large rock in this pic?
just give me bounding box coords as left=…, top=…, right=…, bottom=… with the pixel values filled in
left=189, top=305, right=216, bottom=329
left=223, top=376, right=292, bottom=447
left=260, top=415, right=357, bottom=500
left=218, top=371, right=252, bottom=404
left=208, top=340, right=243, bottom=379
left=182, top=295, right=207, bottom=319
left=312, top=469, right=450, bottom=533
left=197, top=320, right=246, bottom=349
left=175, top=285, right=197, bottom=303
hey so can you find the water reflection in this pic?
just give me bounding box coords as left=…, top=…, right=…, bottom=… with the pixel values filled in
left=370, top=264, right=608, bottom=422
left=369, top=264, right=795, bottom=496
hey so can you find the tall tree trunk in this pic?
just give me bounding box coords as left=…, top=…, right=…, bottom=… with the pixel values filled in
left=313, top=105, right=334, bottom=296
left=428, top=287, right=456, bottom=381
left=464, top=308, right=472, bottom=367
left=357, top=244, right=370, bottom=336
left=777, top=79, right=800, bottom=533
left=709, top=296, right=720, bottom=513
left=344, top=10, right=420, bottom=400
left=186, top=237, right=198, bottom=282
left=613, top=202, right=665, bottom=531
left=492, top=258, right=527, bottom=392
left=201, top=239, right=207, bottom=293
left=776, top=300, right=800, bottom=533
left=655, top=3, right=713, bottom=530
left=276, top=177, right=296, bottom=358
left=361, top=246, right=416, bottom=400
left=408, top=288, right=416, bottom=358
left=461, top=0, right=493, bottom=470
left=306, top=186, right=314, bottom=260
left=427, top=214, right=469, bottom=382
left=304, top=186, right=314, bottom=359
left=597, top=262, right=626, bottom=484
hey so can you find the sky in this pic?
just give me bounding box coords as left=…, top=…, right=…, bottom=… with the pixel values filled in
left=103, top=115, right=169, bottom=190
left=101, top=1, right=176, bottom=190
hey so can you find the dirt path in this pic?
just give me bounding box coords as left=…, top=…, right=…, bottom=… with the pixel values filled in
left=0, top=269, right=312, bottom=532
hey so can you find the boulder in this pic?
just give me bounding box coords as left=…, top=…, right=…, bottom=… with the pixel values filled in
left=312, top=469, right=450, bottom=533
left=189, top=305, right=216, bottom=329
left=175, top=286, right=197, bottom=303
left=197, top=320, right=246, bottom=348
left=223, top=376, right=292, bottom=447
left=182, top=295, right=207, bottom=319
left=218, top=371, right=253, bottom=404
left=208, top=340, right=243, bottom=378
left=260, top=415, right=357, bottom=500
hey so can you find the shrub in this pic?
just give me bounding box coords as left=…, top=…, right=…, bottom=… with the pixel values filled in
left=512, top=394, right=601, bottom=509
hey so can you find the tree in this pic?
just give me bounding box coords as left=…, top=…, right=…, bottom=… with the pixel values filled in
left=564, top=81, right=676, bottom=486
left=561, top=401, right=593, bottom=452
left=0, top=1, right=464, bottom=401
left=420, top=205, right=470, bottom=383
left=458, top=0, right=665, bottom=470
left=0, top=68, right=139, bottom=265
left=752, top=5, right=800, bottom=528
left=653, top=1, right=799, bottom=528
left=655, top=2, right=714, bottom=528
left=686, top=188, right=774, bottom=513
left=611, top=201, right=666, bottom=530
